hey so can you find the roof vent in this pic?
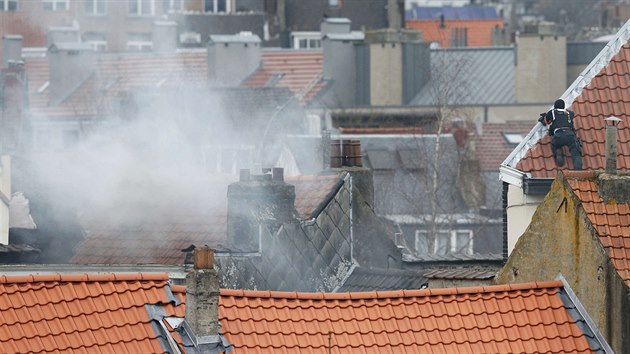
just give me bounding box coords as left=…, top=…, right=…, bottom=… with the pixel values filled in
left=604, top=116, right=622, bottom=174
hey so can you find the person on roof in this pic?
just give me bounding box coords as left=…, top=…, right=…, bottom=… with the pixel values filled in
left=538, top=99, right=582, bottom=170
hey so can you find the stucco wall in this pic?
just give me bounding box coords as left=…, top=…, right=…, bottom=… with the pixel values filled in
left=496, top=178, right=630, bottom=353
left=506, top=183, right=544, bottom=255
left=516, top=34, right=566, bottom=103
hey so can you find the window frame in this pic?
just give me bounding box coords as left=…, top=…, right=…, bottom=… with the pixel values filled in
left=163, top=0, right=183, bottom=12
left=128, top=0, right=155, bottom=16
left=85, top=0, right=106, bottom=15
left=204, top=0, right=230, bottom=13
left=414, top=228, right=474, bottom=256
left=42, top=0, right=69, bottom=11
left=0, top=0, right=18, bottom=11
left=291, top=31, right=322, bottom=49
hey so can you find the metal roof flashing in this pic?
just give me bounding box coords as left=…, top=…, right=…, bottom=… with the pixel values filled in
left=500, top=20, right=630, bottom=186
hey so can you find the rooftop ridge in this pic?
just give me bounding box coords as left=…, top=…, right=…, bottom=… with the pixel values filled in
left=220, top=280, right=563, bottom=299
left=562, top=170, right=597, bottom=179
left=0, top=272, right=170, bottom=284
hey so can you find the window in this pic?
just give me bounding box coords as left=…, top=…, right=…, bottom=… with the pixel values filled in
left=84, top=32, right=108, bottom=51
left=0, top=0, right=17, bottom=11
left=291, top=32, right=322, bottom=49
left=85, top=0, right=106, bottom=15
left=163, top=0, right=182, bottom=12
left=128, top=0, right=154, bottom=15
left=43, top=0, right=68, bottom=10
left=451, top=27, right=468, bottom=48
left=127, top=32, right=152, bottom=51
left=503, top=132, right=524, bottom=145
left=414, top=229, right=474, bottom=256
left=204, top=0, right=229, bottom=13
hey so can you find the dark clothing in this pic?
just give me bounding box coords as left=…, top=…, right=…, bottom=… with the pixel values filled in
left=543, top=108, right=583, bottom=170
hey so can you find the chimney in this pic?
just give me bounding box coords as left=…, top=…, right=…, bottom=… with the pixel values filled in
left=1, top=60, right=27, bottom=152
left=515, top=22, right=566, bottom=103
left=0, top=155, right=10, bottom=245
left=322, top=18, right=363, bottom=106
left=2, top=35, right=22, bottom=68
left=47, top=25, right=81, bottom=47
left=227, top=167, right=295, bottom=250
left=47, top=43, right=95, bottom=105
left=185, top=246, right=220, bottom=338
left=152, top=21, right=178, bottom=53
left=604, top=116, right=622, bottom=173
left=207, top=32, right=261, bottom=87
left=330, top=139, right=362, bottom=168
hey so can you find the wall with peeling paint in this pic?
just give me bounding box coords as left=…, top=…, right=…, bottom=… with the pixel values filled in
left=495, top=176, right=630, bottom=354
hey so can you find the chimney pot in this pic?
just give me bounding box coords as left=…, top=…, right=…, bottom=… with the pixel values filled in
left=272, top=167, right=284, bottom=182
left=194, top=246, right=214, bottom=269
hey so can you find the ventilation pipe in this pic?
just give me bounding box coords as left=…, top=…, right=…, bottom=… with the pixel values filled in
left=604, top=116, right=622, bottom=174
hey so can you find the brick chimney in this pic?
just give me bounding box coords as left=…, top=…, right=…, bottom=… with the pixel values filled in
left=184, top=246, right=221, bottom=343
left=2, top=35, right=22, bottom=68
left=47, top=43, right=95, bottom=105
left=207, top=32, right=261, bottom=87
left=227, top=167, right=295, bottom=251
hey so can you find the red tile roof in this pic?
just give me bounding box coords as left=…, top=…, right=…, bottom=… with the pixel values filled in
left=218, top=281, right=601, bottom=353
left=475, top=121, right=533, bottom=170
left=25, top=51, right=208, bottom=117
left=72, top=173, right=344, bottom=265
left=243, top=49, right=325, bottom=104
left=513, top=30, right=630, bottom=177
left=0, top=273, right=607, bottom=353
left=563, top=170, right=630, bottom=286
left=0, top=273, right=185, bottom=353
left=406, top=19, right=504, bottom=48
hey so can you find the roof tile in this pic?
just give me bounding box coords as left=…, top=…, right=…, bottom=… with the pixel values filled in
left=218, top=281, right=603, bottom=352
left=565, top=173, right=630, bottom=286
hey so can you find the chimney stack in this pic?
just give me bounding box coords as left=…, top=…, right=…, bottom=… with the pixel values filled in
left=604, top=116, right=622, bottom=174
left=47, top=43, right=95, bottom=105
left=152, top=21, right=178, bottom=53
left=207, top=32, right=261, bottom=87
left=47, top=25, right=81, bottom=47
left=2, top=35, right=22, bottom=68
left=185, top=246, right=220, bottom=338
left=227, top=167, right=295, bottom=250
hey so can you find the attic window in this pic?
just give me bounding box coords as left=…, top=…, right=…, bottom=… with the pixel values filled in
left=503, top=132, right=524, bottom=145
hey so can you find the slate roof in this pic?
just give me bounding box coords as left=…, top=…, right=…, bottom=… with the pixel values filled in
left=242, top=49, right=326, bottom=104
left=25, top=50, right=208, bottom=117
left=411, top=47, right=515, bottom=105
left=563, top=170, right=630, bottom=286
left=503, top=21, right=630, bottom=178
left=336, top=266, right=427, bottom=292
left=0, top=273, right=186, bottom=353
left=423, top=267, right=497, bottom=280
left=72, top=173, right=344, bottom=265
left=406, top=5, right=500, bottom=20
left=219, top=280, right=609, bottom=353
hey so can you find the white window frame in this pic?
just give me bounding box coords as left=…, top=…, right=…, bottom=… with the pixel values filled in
left=127, top=41, right=153, bottom=51
left=128, top=0, right=155, bottom=16
left=0, top=0, right=18, bottom=11
left=204, top=0, right=230, bottom=13
left=291, top=31, right=322, bottom=49
left=163, top=0, right=183, bottom=12
left=452, top=229, right=473, bottom=254
left=42, top=0, right=68, bottom=11
left=415, top=229, right=474, bottom=256
left=85, top=0, right=106, bottom=15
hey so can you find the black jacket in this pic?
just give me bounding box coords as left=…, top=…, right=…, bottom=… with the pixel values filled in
left=544, top=108, right=575, bottom=136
